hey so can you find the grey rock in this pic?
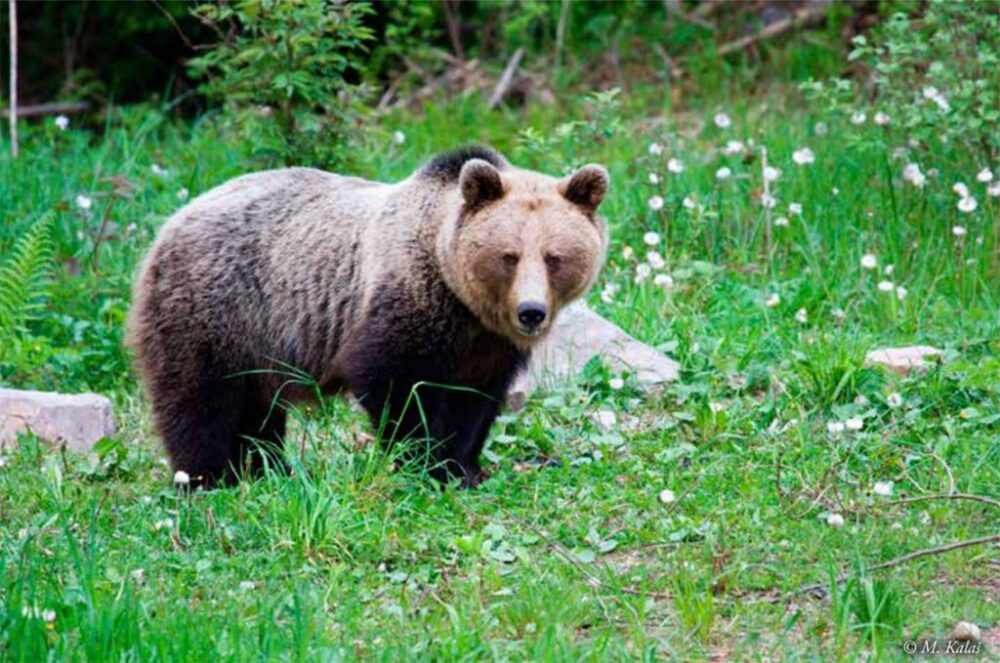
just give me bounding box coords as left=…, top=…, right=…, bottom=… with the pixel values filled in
left=507, top=302, right=680, bottom=410
left=0, top=388, right=115, bottom=452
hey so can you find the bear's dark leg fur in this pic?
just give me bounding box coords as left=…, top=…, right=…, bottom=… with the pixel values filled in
left=152, top=375, right=287, bottom=488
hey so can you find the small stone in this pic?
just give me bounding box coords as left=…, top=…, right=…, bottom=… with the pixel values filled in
left=506, top=302, right=680, bottom=410
left=0, top=388, right=115, bottom=452
left=951, top=621, right=981, bottom=642
left=865, top=346, right=942, bottom=375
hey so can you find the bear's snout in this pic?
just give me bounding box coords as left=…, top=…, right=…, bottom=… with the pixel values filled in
left=516, top=301, right=548, bottom=334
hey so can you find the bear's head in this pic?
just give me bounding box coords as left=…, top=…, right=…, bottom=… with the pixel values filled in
left=439, top=157, right=610, bottom=348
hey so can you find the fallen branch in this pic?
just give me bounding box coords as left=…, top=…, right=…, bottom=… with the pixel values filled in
left=715, top=5, right=828, bottom=58
left=792, top=533, right=1000, bottom=600
left=1, top=101, right=90, bottom=119
left=881, top=493, right=1000, bottom=511
left=488, top=47, right=524, bottom=110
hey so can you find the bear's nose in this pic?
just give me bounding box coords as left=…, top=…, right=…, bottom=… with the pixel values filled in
left=517, top=301, right=547, bottom=328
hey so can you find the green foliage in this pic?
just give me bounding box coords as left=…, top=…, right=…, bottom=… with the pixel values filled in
left=187, top=0, right=376, bottom=169
left=0, top=215, right=54, bottom=339
left=804, top=1, right=999, bottom=161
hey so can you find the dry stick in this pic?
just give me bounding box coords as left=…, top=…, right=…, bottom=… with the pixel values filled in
left=881, top=493, right=1000, bottom=510
left=487, top=47, right=524, bottom=111
left=715, top=5, right=828, bottom=57
left=792, top=533, right=1000, bottom=600
left=1, top=101, right=89, bottom=119
left=8, top=0, right=18, bottom=157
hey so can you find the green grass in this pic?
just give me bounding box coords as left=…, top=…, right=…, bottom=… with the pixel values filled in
left=1, top=92, right=997, bottom=661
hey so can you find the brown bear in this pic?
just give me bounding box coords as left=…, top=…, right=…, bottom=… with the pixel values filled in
left=128, top=146, right=609, bottom=488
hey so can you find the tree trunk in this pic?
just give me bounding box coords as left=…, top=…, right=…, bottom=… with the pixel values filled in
left=9, top=0, right=18, bottom=158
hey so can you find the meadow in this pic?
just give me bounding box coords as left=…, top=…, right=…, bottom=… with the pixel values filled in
left=1, top=24, right=999, bottom=662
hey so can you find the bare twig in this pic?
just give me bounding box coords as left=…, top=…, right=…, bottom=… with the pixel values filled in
left=488, top=47, right=524, bottom=110
left=1, top=101, right=90, bottom=119
left=442, top=0, right=464, bottom=61
left=151, top=0, right=196, bottom=51
left=715, top=5, right=828, bottom=58
left=881, top=493, right=1000, bottom=511
left=8, top=0, right=18, bottom=158
left=792, top=533, right=1000, bottom=600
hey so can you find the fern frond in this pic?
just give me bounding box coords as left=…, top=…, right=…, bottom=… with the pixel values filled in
left=0, top=215, right=56, bottom=336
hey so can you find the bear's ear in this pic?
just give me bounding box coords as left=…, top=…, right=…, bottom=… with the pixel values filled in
left=559, top=164, right=610, bottom=212
left=459, top=159, right=505, bottom=208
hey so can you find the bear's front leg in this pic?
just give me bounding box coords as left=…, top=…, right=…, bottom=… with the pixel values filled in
left=434, top=389, right=503, bottom=488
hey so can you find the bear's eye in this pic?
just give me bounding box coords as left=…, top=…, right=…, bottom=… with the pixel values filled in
left=544, top=253, right=562, bottom=270
left=501, top=252, right=520, bottom=268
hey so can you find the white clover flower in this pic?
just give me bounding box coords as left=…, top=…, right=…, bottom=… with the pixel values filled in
left=883, top=264, right=894, bottom=275
left=774, top=216, right=789, bottom=227
left=814, top=121, right=828, bottom=135
left=794, top=308, right=808, bottom=324
left=622, top=246, right=634, bottom=260
left=648, top=142, right=664, bottom=156
left=173, top=470, right=191, bottom=486
left=845, top=417, right=863, bottom=431
left=176, top=188, right=190, bottom=202
left=827, top=421, right=845, bottom=435
left=151, top=164, right=170, bottom=177
left=722, top=140, right=745, bottom=155
left=792, top=148, right=815, bottom=166
left=646, top=250, right=665, bottom=270
left=154, top=518, right=174, bottom=531
left=658, top=489, right=676, bottom=504
left=126, top=222, right=137, bottom=234
left=634, top=263, right=651, bottom=284
left=608, top=377, right=625, bottom=391
left=827, top=513, right=845, bottom=528
left=976, top=168, right=993, bottom=183
left=709, top=401, right=725, bottom=414
left=75, top=195, right=92, bottom=210
left=850, top=111, right=866, bottom=125
left=989, top=181, right=1000, bottom=197
left=713, top=112, right=731, bottom=129
left=788, top=202, right=802, bottom=216
left=393, top=130, right=406, bottom=145
left=43, top=609, right=57, bottom=623
left=600, top=283, right=619, bottom=304
left=761, top=193, right=777, bottom=209
left=54, top=115, right=70, bottom=131
left=654, top=273, right=674, bottom=288
left=874, top=112, right=891, bottom=126
left=648, top=172, right=661, bottom=184
left=873, top=481, right=894, bottom=496
left=895, top=286, right=907, bottom=301
left=762, top=166, right=780, bottom=182
left=877, top=280, right=894, bottom=292
left=952, top=225, right=967, bottom=237
left=952, top=182, right=969, bottom=197
left=715, top=166, right=731, bottom=180
left=922, top=86, right=940, bottom=100
left=860, top=253, right=877, bottom=270
left=886, top=392, right=903, bottom=408
left=682, top=195, right=695, bottom=210
left=648, top=195, right=665, bottom=211
left=643, top=231, right=661, bottom=246
left=957, top=197, right=977, bottom=213
left=131, top=568, right=146, bottom=584
left=667, top=158, right=684, bottom=174
left=594, top=409, right=617, bottom=430
left=240, top=580, right=257, bottom=591
left=903, top=163, right=921, bottom=182
left=765, top=292, right=780, bottom=308
left=832, top=308, right=845, bottom=320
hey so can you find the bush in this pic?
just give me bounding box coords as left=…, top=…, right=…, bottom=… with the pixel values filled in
left=803, top=1, right=999, bottom=162
left=187, top=0, right=376, bottom=169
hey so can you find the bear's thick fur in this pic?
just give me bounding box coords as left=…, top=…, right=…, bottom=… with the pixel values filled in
left=128, top=146, right=609, bottom=488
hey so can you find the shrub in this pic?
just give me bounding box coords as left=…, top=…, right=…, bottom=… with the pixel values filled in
left=187, top=0, right=376, bottom=169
